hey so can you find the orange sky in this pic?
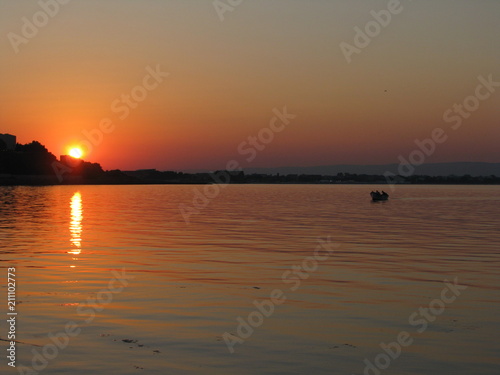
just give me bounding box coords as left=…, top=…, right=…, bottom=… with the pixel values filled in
left=1, top=0, right=499, bottom=171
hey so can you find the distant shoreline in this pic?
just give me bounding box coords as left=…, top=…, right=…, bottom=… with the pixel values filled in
left=2, top=165, right=499, bottom=187
left=1, top=180, right=499, bottom=188
left=3, top=142, right=498, bottom=187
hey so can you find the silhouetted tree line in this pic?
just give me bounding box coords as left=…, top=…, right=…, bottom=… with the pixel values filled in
left=0, top=141, right=107, bottom=179
left=1, top=141, right=498, bottom=185
left=122, top=170, right=500, bottom=185
left=0, top=141, right=57, bottom=175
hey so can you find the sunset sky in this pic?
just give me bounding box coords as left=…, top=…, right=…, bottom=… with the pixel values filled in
left=1, top=0, right=499, bottom=171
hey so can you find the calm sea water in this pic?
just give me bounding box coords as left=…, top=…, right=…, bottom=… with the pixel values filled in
left=0, top=185, right=499, bottom=375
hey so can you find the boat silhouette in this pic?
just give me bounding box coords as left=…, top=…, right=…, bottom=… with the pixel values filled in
left=370, top=191, right=389, bottom=201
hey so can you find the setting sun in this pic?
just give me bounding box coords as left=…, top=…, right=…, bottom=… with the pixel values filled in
left=69, top=147, right=83, bottom=159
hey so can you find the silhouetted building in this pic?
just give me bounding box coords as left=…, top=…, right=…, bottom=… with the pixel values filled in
left=0, top=134, right=16, bottom=151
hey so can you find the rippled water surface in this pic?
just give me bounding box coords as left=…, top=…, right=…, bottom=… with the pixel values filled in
left=1, top=185, right=499, bottom=374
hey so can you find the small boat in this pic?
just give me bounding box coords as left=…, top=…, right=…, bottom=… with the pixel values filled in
left=370, top=191, right=389, bottom=201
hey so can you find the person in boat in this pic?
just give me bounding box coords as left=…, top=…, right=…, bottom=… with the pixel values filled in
left=370, top=190, right=389, bottom=200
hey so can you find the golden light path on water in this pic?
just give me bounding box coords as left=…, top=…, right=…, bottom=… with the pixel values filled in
left=0, top=185, right=499, bottom=374
left=69, top=191, right=83, bottom=258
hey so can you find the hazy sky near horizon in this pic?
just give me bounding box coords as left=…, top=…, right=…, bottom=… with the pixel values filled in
left=1, top=0, right=499, bottom=171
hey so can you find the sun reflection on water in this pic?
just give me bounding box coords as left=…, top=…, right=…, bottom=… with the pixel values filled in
left=69, top=192, right=83, bottom=256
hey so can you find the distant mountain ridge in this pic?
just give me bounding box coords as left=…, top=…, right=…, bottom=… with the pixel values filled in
left=241, top=162, right=500, bottom=177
